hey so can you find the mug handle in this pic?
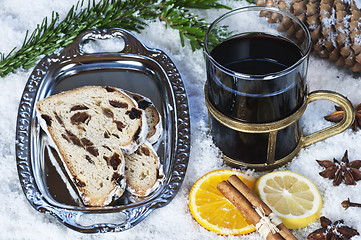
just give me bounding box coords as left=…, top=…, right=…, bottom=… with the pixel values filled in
left=301, top=90, right=355, bottom=147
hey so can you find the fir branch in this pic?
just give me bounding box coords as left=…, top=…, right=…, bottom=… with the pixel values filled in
left=232, top=0, right=255, bottom=3
left=154, top=0, right=231, bottom=50
left=0, top=0, right=233, bottom=77
left=0, top=0, right=154, bottom=77
left=162, top=0, right=230, bottom=9
left=158, top=5, right=210, bottom=51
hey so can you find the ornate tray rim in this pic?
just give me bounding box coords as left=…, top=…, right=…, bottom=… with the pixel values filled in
left=15, top=28, right=190, bottom=233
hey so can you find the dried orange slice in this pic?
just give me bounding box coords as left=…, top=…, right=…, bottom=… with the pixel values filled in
left=189, top=169, right=256, bottom=235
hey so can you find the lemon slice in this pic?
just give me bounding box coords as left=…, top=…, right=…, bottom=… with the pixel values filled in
left=255, top=170, right=322, bottom=229
left=189, top=169, right=256, bottom=235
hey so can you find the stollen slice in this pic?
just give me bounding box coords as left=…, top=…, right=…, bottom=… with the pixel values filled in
left=126, top=91, right=163, bottom=144
left=36, top=85, right=148, bottom=206
left=125, top=142, right=164, bottom=197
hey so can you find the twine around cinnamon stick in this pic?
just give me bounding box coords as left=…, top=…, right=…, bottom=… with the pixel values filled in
left=217, top=175, right=297, bottom=240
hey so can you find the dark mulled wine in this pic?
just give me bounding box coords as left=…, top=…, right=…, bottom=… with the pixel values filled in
left=207, top=33, right=307, bottom=164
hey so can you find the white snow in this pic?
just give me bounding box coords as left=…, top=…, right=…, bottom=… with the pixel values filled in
left=1, top=0, right=361, bottom=239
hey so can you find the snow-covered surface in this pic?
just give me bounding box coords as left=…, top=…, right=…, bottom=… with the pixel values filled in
left=348, top=0, right=361, bottom=9
left=1, top=0, right=361, bottom=239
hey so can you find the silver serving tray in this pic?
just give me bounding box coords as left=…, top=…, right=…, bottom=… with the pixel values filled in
left=15, top=28, right=190, bottom=233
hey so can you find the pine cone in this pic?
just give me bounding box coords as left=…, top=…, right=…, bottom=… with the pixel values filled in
left=256, top=0, right=361, bottom=72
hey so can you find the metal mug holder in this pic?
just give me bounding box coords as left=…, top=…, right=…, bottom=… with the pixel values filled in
left=205, top=83, right=355, bottom=171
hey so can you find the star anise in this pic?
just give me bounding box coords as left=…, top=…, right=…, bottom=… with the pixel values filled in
left=324, top=104, right=361, bottom=132
left=307, top=216, right=359, bottom=240
left=316, top=150, right=361, bottom=186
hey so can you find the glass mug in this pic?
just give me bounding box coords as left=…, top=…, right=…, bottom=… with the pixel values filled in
left=204, top=6, right=354, bottom=171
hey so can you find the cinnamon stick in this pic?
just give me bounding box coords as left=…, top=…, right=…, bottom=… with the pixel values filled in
left=227, top=175, right=297, bottom=240
left=217, top=181, right=284, bottom=240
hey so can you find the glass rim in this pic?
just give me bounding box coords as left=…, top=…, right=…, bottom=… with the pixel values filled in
left=204, top=6, right=311, bottom=80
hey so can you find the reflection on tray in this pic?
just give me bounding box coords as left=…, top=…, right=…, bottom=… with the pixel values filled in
left=43, top=140, right=83, bottom=206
